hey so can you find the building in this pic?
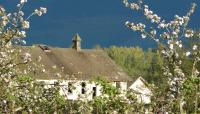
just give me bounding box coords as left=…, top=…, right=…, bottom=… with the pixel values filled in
left=25, top=33, right=151, bottom=102
left=129, top=76, right=152, bottom=104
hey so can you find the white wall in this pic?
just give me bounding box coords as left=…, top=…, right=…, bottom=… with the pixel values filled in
left=38, top=78, right=152, bottom=104
left=38, top=80, right=128, bottom=101
left=129, top=78, right=152, bottom=104
left=37, top=80, right=105, bottom=100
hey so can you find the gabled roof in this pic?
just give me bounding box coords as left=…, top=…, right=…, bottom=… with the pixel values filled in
left=129, top=76, right=152, bottom=95
left=25, top=45, right=132, bottom=82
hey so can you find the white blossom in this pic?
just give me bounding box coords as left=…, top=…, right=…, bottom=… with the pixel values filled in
left=34, top=9, right=42, bottom=16
left=34, top=7, right=47, bottom=16
left=186, top=51, right=191, bottom=56
left=155, top=39, right=159, bottom=42
left=40, top=7, right=47, bottom=14
left=17, top=4, right=21, bottom=7
left=185, top=29, right=194, bottom=38
left=192, top=45, right=197, bottom=50
left=19, top=11, right=24, bottom=16
left=150, top=30, right=156, bottom=35
left=158, top=22, right=166, bottom=28
left=21, top=40, right=26, bottom=45
left=22, top=21, right=30, bottom=29
left=130, top=3, right=140, bottom=10
left=18, top=31, right=26, bottom=38
left=169, top=44, right=174, bottom=50
left=141, top=34, right=147, bottom=38
left=20, top=0, right=27, bottom=4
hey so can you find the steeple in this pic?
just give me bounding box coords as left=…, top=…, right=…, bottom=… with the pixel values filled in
left=72, top=33, right=81, bottom=51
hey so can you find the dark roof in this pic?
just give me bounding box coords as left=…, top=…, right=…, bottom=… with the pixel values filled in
left=25, top=45, right=132, bottom=82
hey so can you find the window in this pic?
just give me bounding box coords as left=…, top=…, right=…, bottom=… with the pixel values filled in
left=68, top=82, right=73, bottom=94
left=116, top=82, right=121, bottom=88
left=92, top=87, right=97, bottom=98
left=38, top=45, right=51, bottom=52
left=81, top=82, right=86, bottom=94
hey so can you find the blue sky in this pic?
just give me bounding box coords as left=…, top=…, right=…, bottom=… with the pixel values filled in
left=1, top=0, right=200, bottom=49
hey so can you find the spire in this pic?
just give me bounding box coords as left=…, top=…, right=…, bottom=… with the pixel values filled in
left=72, top=33, right=81, bottom=51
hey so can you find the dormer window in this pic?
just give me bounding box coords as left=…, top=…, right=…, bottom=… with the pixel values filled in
left=38, top=45, right=51, bottom=52
left=81, top=82, right=86, bottom=94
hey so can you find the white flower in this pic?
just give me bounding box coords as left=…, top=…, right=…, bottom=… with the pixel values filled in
left=20, top=0, right=27, bottom=4
left=186, top=51, right=191, bottom=56
left=34, top=7, right=47, bottom=16
left=34, top=9, right=42, bottom=16
left=150, top=30, right=156, bottom=35
left=141, top=34, right=147, bottom=38
left=176, top=41, right=183, bottom=48
left=185, top=30, right=194, bottom=38
left=158, top=23, right=165, bottom=28
left=161, top=50, right=166, bottom=54
left=22, top=21, right=30, bottom=29
left=21, top=40, right=26, bottom=45
left=169, top=44, right=174, bottom=50
left=2, top=15, right=8, bottom=26
left=178, top=44, right=182, bottom=48
left=19, top=11, right=24, bottom=16
left=193, top=45, right=197, bottom=50
left=2, top=20, right=8, bottom=26
left=3, top=100, right=6, bottom=104
left=155, top=39, right=159, bottom=42
left=40, top=7, right=47, bottom=14
left=125, top=21, right=130, bottom=25
left=17, top=4, right=21, bottom=7
left=28, top=109, right=32, bottom=112
left=123, top=0, right=129, bottom=7
left=172, top=31, right=177, bottom=35
left=0, top=7, right=5, bottom=13
left=18, top=31, right=26, bottom=38
left=130, top=3, right=140, bottom=10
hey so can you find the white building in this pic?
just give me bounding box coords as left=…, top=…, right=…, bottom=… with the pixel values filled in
left=26, top=34, right=152, bottom=103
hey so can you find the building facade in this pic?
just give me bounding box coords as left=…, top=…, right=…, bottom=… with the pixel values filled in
left=25, top=34, right=151, bottom=103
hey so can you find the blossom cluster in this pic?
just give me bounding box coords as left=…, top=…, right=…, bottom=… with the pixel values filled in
left=125, top=21, right=145, bottom=32
left=124, top=0, right=200, bottom=111
left=123, top=0, right=196, bottom=41
left=0, top=1, right=49, bottom=113
left=144, top=5, right=161, bottom=24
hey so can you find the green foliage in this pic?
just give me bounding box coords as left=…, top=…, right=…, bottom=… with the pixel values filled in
left=182, top=76, right=200, bottom=113
left=105, top=46, right=166, bottom=87
left=91, top=77, right=146, bottom=114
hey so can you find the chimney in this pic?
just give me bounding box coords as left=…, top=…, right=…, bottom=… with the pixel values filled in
left=72, top=33, right=81, bottom=51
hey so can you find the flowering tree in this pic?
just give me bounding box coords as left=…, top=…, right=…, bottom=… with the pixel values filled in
left=0, top=1, right=139, bottom=113
left=123, top=0, right=200, bottom=113
left=0, top=0, right=66, bottom=113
